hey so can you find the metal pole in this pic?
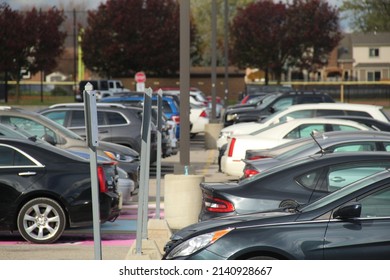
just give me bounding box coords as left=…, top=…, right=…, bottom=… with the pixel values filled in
left=224, top=0, right=229, bottom=109
left=83, top=83, right=102, bottom=260
left=135, top=88, right=152, bottom=254
left=179, top=0, right=191, bottom=168
left=155, top=89, right=163, bottom=218
left=211, top=0, right=217, bottom=122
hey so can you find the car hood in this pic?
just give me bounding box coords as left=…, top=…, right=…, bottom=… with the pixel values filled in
left=171, top=209, right=295, bottom=241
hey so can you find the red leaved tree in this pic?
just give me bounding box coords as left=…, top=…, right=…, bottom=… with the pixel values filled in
left=230, top=0, right=342, bottom=84
left=81, top=0, right=199, bottom=78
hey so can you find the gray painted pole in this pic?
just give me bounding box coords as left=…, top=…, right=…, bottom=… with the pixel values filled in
left=211, top=0, right=217, bottom=122
left=83, top=83, right=102, bottom=260
left=180, top=0, right=190, bottom=168
left=155, top=89, right=163, bottom=218
left=224, top=0, right=229, bottom=109
left=135, top=88, right=152, bottom=254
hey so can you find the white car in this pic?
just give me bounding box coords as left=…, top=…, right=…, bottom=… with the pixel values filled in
left=217, top=102, right=390, bottom=149
left=190, top=104, right=210, bottom=137
left=221, top=117, right=372, bottom=177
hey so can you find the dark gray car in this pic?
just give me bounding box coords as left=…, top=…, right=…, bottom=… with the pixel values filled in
left=199, top=152, right=390, bottom=221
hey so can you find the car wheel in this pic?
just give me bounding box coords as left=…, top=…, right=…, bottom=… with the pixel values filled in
left=17, top=197, right=66, bottom=244
left=279, top=199, right=299, bottom=209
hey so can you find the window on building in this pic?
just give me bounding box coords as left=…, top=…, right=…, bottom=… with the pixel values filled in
left=369, top=48, right=379, bottom=57
left=367, top=71, right=381, bottom=81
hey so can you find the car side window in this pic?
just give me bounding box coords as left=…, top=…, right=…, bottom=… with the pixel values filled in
left=278, top=110, right=313, bottom=123
left=284, top=124, right=325, bottom=139
left=383, top=142, right=390, bottom=151
left=330, top=142, right=376, bottom=152
left=345, top=110, right=372, bottom=117
left=315, top=109, right=345, bottom=116
left=325, top=162, right=390, bottom=192
left=358, top=187, right=390, bottom=218
left=69, top=111, right=86, bottom=127
left=0, top=146, right=35, bottom=166
left=106, top=112, right=127, bottom=125
left=43, top=111, right=66, bottom=126
left=331, top=124, right=361, bottom=132
left=296, top=169, right=323, bottom=190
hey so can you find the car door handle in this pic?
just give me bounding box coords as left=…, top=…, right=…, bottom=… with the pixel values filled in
left=330, top=176, right=345, bottom=183
left=98, top=129, right=109, bottom=134
left=18, top=171, right=37, bottom=176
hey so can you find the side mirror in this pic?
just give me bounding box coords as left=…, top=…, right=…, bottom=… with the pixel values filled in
left=333, top=203, right=361, bottom=220
left=268, top=107, right=275, bottom=114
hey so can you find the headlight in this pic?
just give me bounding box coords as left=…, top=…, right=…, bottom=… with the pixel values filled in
left=226, top=114, right=237, bottom=122
left=104, top=151, right=136, bottom=162
left=165, top=228, right=233, bottom=259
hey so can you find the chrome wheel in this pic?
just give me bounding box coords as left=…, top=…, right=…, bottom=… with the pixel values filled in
left=17, top=198, right=66, bottom=244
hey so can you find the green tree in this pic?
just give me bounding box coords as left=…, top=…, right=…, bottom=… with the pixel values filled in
left=81, top=0, right=200, bottom=77
left=340, top=0, right=390, bottom=32
left=191, top=0, right=253, bottom=66
left=230, top=0, right=342, bottom=83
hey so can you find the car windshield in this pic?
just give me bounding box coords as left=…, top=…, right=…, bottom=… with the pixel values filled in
left=300, top=169, right=390, bottom=212
left=276, top=141, right=319, bottom=160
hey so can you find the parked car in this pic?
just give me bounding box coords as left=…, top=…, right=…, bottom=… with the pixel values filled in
left=243, top=130, right=390, bottom=178
left=164, top=169, right=390, bottom=260
left=217, top=102, right=390, bottom=150
left=0, top=137, right=121, bottom=244
left=68, top=150, right=135, bottom=203
left=75, top=79, right=129, bottom=101
left=0, top=106, right=140, bottom=188
left=202, top=152, right=390, bottom=220
left=221, top=118, right=371, bottom=177
left=222, top=90, right=335, bottom=127
left=324, top=115, right=390, bottom=131
left=38, top=103, right=159, bottom=164
left=100, top=94, right=181, bottom=139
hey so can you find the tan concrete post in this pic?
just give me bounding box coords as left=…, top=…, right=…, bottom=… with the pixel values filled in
left=204, top=123, right=223, bottom=149
left=164, top=174, right=204, bottom=230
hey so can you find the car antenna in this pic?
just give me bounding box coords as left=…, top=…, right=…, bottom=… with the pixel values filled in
left=310, top=131, right=325, bottom=154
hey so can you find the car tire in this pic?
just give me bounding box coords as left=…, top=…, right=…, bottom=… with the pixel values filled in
left=247, top=256, right=278, bottom=260
left=17, top=197, right=66, bottom=244
left=279, top=199, right=299, bottom=209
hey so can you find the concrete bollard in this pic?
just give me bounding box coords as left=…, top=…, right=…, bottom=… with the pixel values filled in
left=164, top=174, right=204, bottom=230
left=204, top=123, right=223, bottom=149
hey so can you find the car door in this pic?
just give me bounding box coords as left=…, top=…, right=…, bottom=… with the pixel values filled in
left=323, top=186, right=390, bottom=259
left=0, top=144, right=45, bottom=225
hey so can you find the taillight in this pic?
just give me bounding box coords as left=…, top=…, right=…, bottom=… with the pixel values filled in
left=97, top=166, right=108, bottom=193
left=199, top=110, right=208, bottom=118
left=243, top=168, right=259, bottom=178
left=227, top=138, right=236, bottom=157
left=171, top=115, right=180, bottom=124
left=247, top=155, right=270, bottom=160
left=204, top=195, right=235, bottom=213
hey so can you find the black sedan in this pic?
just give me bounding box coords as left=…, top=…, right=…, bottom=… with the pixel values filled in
left=199, top=152, right=390, bottom=221
left=243, top=130, right=390, bottom=178
left=0, top=137, right=121, bottom=244
left=164, top=169, right=390, bottom=260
